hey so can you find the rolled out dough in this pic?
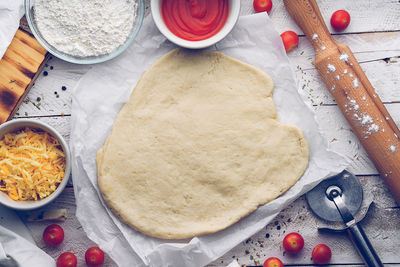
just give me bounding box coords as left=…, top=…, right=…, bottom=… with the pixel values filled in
left=97, top=49, right=309, bottom=239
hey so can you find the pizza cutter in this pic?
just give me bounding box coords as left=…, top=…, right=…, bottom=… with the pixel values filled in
left=306, top=170, right=383, bottom=267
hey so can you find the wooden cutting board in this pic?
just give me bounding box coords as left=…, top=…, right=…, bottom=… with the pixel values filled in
left=0, top=28, right=49, bottom=124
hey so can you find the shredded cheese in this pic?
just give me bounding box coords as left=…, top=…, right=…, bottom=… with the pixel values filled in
left=0, top=128, right=66, bottom=201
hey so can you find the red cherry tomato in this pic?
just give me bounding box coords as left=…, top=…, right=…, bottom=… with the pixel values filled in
left=330, top=10, right=350, bottom=31
left=43, top=224, right=64, bottom=246
left=263, top=257, right=284, bottom=267
left=56, top=252, right=77, bottom=267
left=280, top=31, right=299, bottom=52
left=312, top=244, right=332, bottom=264
left=282, top=232, right=304, bottom=254
left=253, top=0, right=273, bottom=13
left=85, top=247, right=105, bottom=267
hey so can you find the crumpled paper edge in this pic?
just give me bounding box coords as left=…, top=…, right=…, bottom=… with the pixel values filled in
left=0, top=225, right=55, bottom=267
left=0, top=0, right=24, bottom=60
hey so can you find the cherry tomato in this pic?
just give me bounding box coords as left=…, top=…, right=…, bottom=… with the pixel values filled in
left=282, top=232, right=304, bottom=254
left=263, top=257, right=284, bottom=267
left=312, top=244, right=332, bottom=264
left=43, top=224, right=64, bottom=246
left=253, top=0, right=273, bottom=13
left=56, top=252, right=77, bottom=267
left=85, top=247, right=105, bottom=267
left=330, top=10, right=350, bottom=31
left=280, top=31, right=299, bottom=52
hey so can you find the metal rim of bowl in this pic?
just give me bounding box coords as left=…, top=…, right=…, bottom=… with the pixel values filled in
left=0, top=119, right=71, bottom=210
left=24, top=0, right=145, bottom=64
left=151, top=0, right=241, bottom=49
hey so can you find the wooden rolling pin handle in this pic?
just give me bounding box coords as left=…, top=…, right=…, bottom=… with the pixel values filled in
left=338, top=44, right=400, bottom=139
left=283, top=0, right=400, bottom=205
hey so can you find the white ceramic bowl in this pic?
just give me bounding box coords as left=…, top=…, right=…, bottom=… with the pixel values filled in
left=151, top=0, right=240, bottom=49
left=25, top=0, right=145, bottom=64
left=0, top=119, right=71, bottom=210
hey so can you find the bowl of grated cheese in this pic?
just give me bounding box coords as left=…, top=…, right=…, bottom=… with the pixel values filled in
left=0, top=119, right=71, bottom=210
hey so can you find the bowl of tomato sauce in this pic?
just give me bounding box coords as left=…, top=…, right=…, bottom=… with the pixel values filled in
left=151, top=0, right=240, bottom=49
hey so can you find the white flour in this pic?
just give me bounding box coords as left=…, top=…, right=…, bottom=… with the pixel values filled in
left=353, top=78, right=359, bottom=88
left=339, top=53, right=349, bottom=62
left=327, top=64, right=336, bottom=72
left=34, top=0, right=137, bottom=57
left=311, top=33, right=318, bottom=40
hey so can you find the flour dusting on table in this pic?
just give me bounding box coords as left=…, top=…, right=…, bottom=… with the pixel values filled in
left=34, top=0, right=137, bottom=57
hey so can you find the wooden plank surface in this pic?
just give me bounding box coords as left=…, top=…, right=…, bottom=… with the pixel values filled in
left=19, top=116, right=400, bottom=266
left=6, top=0, right=400, bottom=266
left=0, top=29, right=49, bottom=124
left=240, top=0, right=400, bottom=34
left=22, top=177, right=399, bottom=267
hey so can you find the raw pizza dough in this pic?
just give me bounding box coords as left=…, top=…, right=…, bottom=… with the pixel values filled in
left=97, top=49, right=309, bottom=239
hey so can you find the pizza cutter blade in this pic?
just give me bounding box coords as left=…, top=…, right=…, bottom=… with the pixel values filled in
left=306, top=170, right=383, bottom=267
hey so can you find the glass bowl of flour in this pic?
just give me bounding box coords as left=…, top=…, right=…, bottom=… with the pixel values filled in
left=25, top=0, right=144, bottom=64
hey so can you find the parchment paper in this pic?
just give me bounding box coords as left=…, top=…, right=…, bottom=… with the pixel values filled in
left=0, top=0, right=24, bottom=60
left=0, top=225, right=55, bottom=267
left=70, top=13, right=349, bottom=267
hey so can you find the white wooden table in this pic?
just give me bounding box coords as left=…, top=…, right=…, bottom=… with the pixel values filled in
left=11, top=0, right=400, bottom=266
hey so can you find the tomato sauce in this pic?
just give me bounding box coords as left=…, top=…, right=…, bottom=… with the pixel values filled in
left=161, top=0, right=230, bottom=41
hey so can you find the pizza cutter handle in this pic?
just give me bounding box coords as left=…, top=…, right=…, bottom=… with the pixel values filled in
left=347, top=223, right=384, bottom=267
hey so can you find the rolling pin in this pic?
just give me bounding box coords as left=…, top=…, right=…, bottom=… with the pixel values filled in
left=283, top=0, right=400, bottom=205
